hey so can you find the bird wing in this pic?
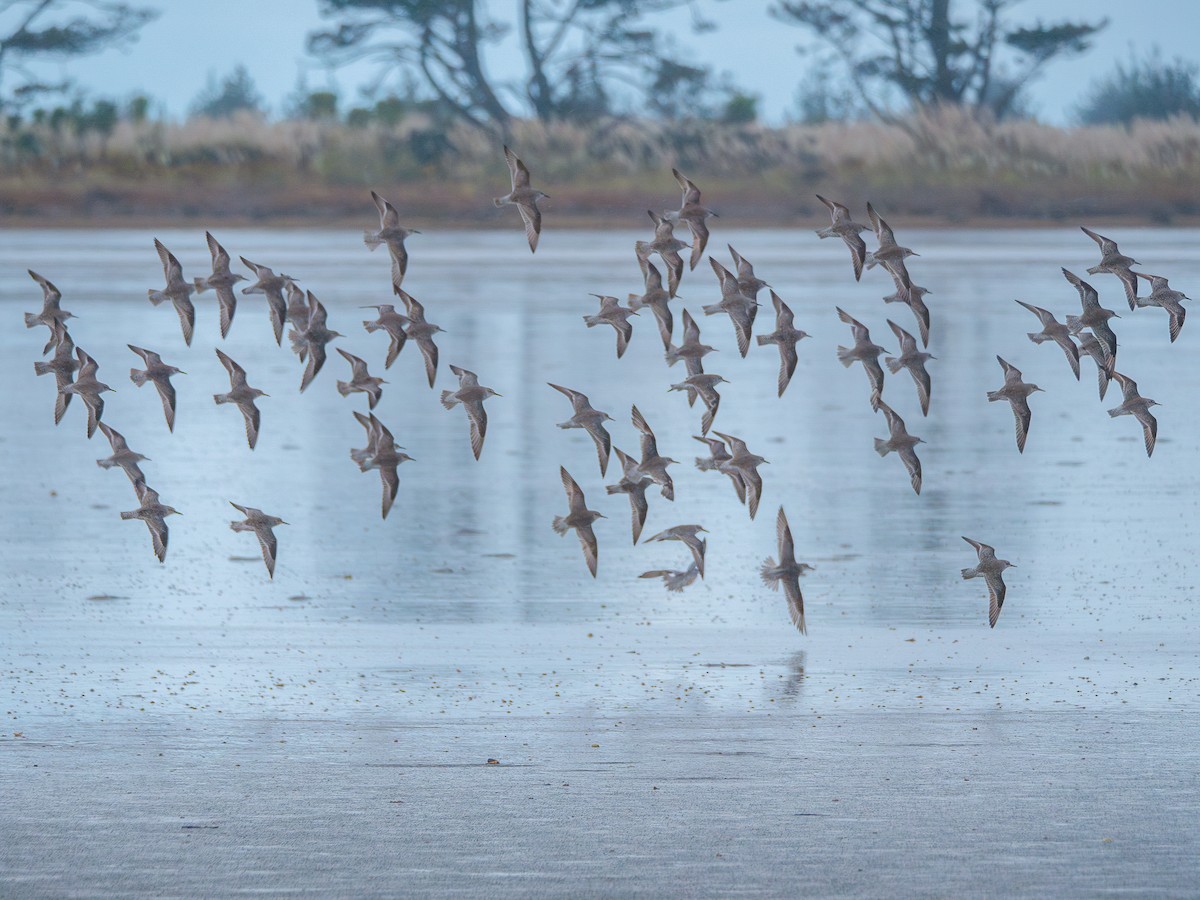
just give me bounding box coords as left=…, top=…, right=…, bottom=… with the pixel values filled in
left=912, top=362, right=932, bottom=416
left=1092, top=320, right=1118, bottom=368
left=784, top=578, right=806, bottom=635
left=388, top=243, right=408, bottom=295
left=155, top=378, right=177, bottom=432
left=984, top=571, right=1006, bottom=628
left=841, top=232, right=866, bottom=281
left=961, top=536, right=996, bottom=559
left=1133, top=407, right=1157, bottom=457
left=577, top=523, right=599, bottom=578
left=147, top=516, right=169, bottom=563
left=699, top=388, right=720, bottom=436
left=338, top=347, right=370, bottom=381
left=216, top=285, right=237, bottom=339
left=1062, top=267, right=1100, bottom=311
left=996, top=355, right=1021, bottom=384
left=1168, top=305, right=1185, bottom=343
left=256, top=526, right=278, bottom=578
left=465, top=399, right=488, bottom=460
left=816, top=193, right=848, bottom=224
left=373, top=190, right=399, bottom=228
left=584, top=420, right=612, bottom=476
left=687, top=217, right=710, bottom=271
left=743, top=467, right=763, bottom=520
left=629, top=485, right=648, bottom=544
left=215, top=348, right=247, bottom=384
left=777, top=506, right=794, bottom=565
left=300, top=342, right=329, bottom=393
left=29, top=268, right=62, bottom=304
left=898, top=445, right=922, bottom=495
left=173, top=298, right=196, bottom=346
left=504, top=145, right=531, bottom=189
left=776, top=342, right=798, bottom=398
left=863, top=357, right=886, bottom=406
left=1053, top=333, right=1081, bottom=380
left=673, top=168, right=701, bottom=206
left=1114, top=266, right=1139, bottom=307
left=684, top=535, right=707, bottom=578
left=560, top=466, right=586, bottom=513
left=866, top=202, right=895, bottom=244
left=82, top=391, right=104, bottom=439
left=631, top=405, right=659, bottom=458
left=1011, top=395, right=1032, bottom=453
left=414, top=334, right=439, bottom=388
left=240, top=402, right=261, bottom=450
left=379, top=463, right=399, bottom=519
left=154, top=238, right=183, bottom=283
left=836, top=307, right=867, bottom=340
left=887, top=318, right=916, bottom=352
left=682, top=309, right=701, bottom=344
left=206, top=231, right=231, bottom=272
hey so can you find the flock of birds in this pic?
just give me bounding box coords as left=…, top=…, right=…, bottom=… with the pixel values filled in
left=23, top=145, right=1191, bottom=632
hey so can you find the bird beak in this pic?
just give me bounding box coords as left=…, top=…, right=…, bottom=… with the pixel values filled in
left=281, top=521, right=290, bottom=526
left=493, top=392, right=503, bottom=397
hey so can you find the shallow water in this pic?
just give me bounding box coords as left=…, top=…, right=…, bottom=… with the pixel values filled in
left=2, top=226, right=1199, bottom=895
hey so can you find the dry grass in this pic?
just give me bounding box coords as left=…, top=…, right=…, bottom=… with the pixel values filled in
left=2, top=107, right=1199, bottom=225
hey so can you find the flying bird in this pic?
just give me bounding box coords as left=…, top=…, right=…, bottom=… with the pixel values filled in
left=361, top=303, right=410, bottom=368
left=60, top=347, right=113, bottom=439
left=694, top=434, right=745, bottom=504
left=583, top=294, right=638, bottom=359
left=552, top=467, right=604, bottom=577
left=814, top=194, right=868, bottom=281
left=128, top=344, right=184, bottom=431
left=714, top=431, right=768, bottom=519
left=636, top=210, right=687, bottom=297
left=1081, top=226, right=1140, bottom=307
left=1015, top=300, right=1079, bottom=380
left=1133, top=272, right=1188, bottom=343
left=864, top=202, right=919, bottom=276
left=987, top=356, right=1043, bottom=454
left=670, top=168, right=717, bottom=270
left=605, top=447, right=653, bottom=544
left=33, top=331, right=80, bottom=425
left=549, top=383, right=613, bottom=475
left=631, top=405, right=677, bottom=501
left=240, top=257, right=291, bottom=344
left=364, top=190, right=420, bottom=294
left=1076, top=333, right=1113, bottom=400
left=644, top=524, right=707, bottom=579
left=873, top=400, right=924, bottom=495
left=494, top=145, right=548, bottom=252
left=1062, top=268, right=1119, bottom=370
left=639, top=562, right=701, bottom=593
left=213, top=348, right=268, bottom=450
left=147, top=239, right=196, bottom=345
left=703, top=258, right=757, bottom=357
left=290, top=292, right=343, bottom=392
left=95, top=422, right=149, bottom=495
left=882, top=262, right=931, bottom=347
left=754, top=290, right=809, bottom=398
left=336, top=348, right=387, bottom=409
left=1107, top=371, right=1160, bottom=457
left=884, top=319, right=934, bottom=415
left=399, top=290, right=443, bottom=388
left=440, top=364, right=501, bottom=460
left=761, top=507, right=815, bottom=634
left=25, top=269, right=75, bottom=353
left=627, top=261, right=675, bottom=349
left=669, top=372, right=727, bottom=436
left=835, top=307, right=890, bottom=410
left=120, top=487, right=180, bottom=564
left=192, top=232, right=246, bottom=338
left=357, top=414, right=414, bottom=519
left=229, top=502, right=287, bottom=578
left=961, top=536, right=1015, bottom=628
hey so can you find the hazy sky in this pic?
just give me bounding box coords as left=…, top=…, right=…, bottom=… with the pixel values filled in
left=10, top=0, right=1200, bottom=123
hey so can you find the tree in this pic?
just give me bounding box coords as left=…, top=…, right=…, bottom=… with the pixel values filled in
left=1077, top=53, right=1200, bottom=125
left=307, top=0, right=725, bottom=135
left=771, top=0, right=1106, bottom=120
left=0, top=0, right=157, bottom=111
left=189, top=65, right=265, bottom=119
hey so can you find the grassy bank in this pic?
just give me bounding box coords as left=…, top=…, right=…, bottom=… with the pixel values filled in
left=3, top=107, right=1200, bottom=227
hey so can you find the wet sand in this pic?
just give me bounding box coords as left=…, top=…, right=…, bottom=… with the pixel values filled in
left=2, top=227, right=1199, bottom=895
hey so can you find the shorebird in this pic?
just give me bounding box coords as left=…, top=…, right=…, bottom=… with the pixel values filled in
left=229, top=502, right=287, bottom=578
left=644, top=524, right=707, bottom=578
left=728, top=245, right=770, bottom=301
left=583, top=294, right=638, bottom=359
left=815, top=194, right=868, bottom=280
left=284, top=278, right=311, bottom=332
left=636, top=210, right=687, bottom=297
left=128, top=344, right=184, bottom=431
left=628, top=261, right=675, bottom=349
left=864, top=202, right=919, bottom=276
left=25, top=270, right=75, bottom=353
left=761, top=507, right=814, bottom=634
left=694, top=434, right=745, bottom=504
left=1107, top=371, right=1160, bottom=457
left=961, top=536, right=1015, bottom=628
left=1062, top=268, right=1119, bottom=369
left=357, top=413, right=413, bottom=519
left=1081, top=226, right=1140, bottom=307
left=835, top=307, right=889, bottom=409
left=399, top=290, right=443, bottom=388
left=60, top=347, right=113, bottom=438
left=147, top=239, right=196, bottom=346
left=1015, top=300, right=1079, bottom=380
left=756, top=290, right=810, bottom=397
left=440, top=364, right=500, bottom=460
left=1133, top=272, right=1188, bottom=343
left=987, top=356, right=1043, bottom=454
left=669, top=371, right=727, bottom=436
left=361, top=303, right=410, bottom=368
left=669, top=168, right=717, bottom=270
left=120, top=486, right=180, bottom=563
left=34, top=331, right=79, bottom=424
left=605, top=447, right=653, bottom=544
left=665, top=308, right=717, bottom=375
left=494, top=145, right=548, bottom=252
left=715, top=431, right=767, bottom=519
left=873, top=399, right=924, bottom=495
left=882, top=262, right=931, bottom=347
left=639, top=562, right=701, bottom=593
left=335, top=348, right=386, bottom=409
left=350, top=410, right=379, bottom=467
left=1077, top=333, right=1113, bottom=400
left=192, top=232, right=245, bottom=339
left=96, top=422, right=149, bottom=494
left=884, top=320, right=934, bottom=415
left=290, top=292, right=343, bottom=392
left=365, top=190, right=420, bottom=294
left=631, top=405, right=677, bottom=500
left=704, top=258, right=756, bottom=357
left=552, top=466, right=604, bottom=577
left=548, top=383, right=613, bottom=475
left=240, top=257, right=290, bottom=344
left=213, top=348, right=267, bottom=450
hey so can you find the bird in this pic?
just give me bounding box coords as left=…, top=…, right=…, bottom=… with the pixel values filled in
left=864, top=202, right=919, bottom=276
left=95, top=422, right=149, bottom=495
left=240, top=257, right=291, bottom=344
left=350, top=409, right=379, bottom=467
left=357, top=414, right=414, bottom=519
left=60, top=347, right=113, bottom=439
left=882, top=262, right=931, bottom=347
left=33, top=331, right=79, bottom=425
left=639, top=562, right=701, bottom=593
left=548, top=383, right=613, bottom=476
left=1015, top=300, right=1079, bottom=380
left=873, top=400, right=924, bottom=495
left=120, top=486, right=180, bottom=564
left=399, top=290, right=443, bottom=388
left=636, top=210, right=687, bottom=297
left=583, top=294, right=638, bottom=359
left=987, top=356, right=1043, bottom=454
left=213, top=348, right=267, bottom=450
left=1081, top=226, right=1140, bottom=307
left=714, top=431, right=768, bottom=519
left=128, top=344, right=184, bottom=431
left=1107, top=371, right=1160, bottom=457
left=147, top=239, right=196, bottom=346
left=192, top=232, right=245, bottom=339
left=631, top=405, right=677, bottom=501
left=693, top=434, right=745, bottom=505
left=605, top=447, right=653, bottom=544
left=644, top=524, right=707, bottom=579
left=703, top=258, right=756, bottom=357
left=440, top=364, right=501, bottom=460
left=229, top=502, right=287, bottom=578
left=25, top=269, right=75, bottom=354
left=284, top=277, right=311, bottom=332
left=1077, top=333, right=1113, bottom=400
left=756, top=291, right=810, bottom=398
left=884, top=320, right=934, bottom=415
left=552, top=466, right=604, bottom=577
left=1062, top=268, right=1119, bottom=370
left=835, top=307, right=889, bottom=409
left=627, top=261, right=675, bottom=349
left=728, top=244, right=770, bottom=302
left=1133, top=272, right=1188, bottom=343
left=761, top=507, right=815, bottom=634
left=815, top=194, right=868, bottom=281
left=364, top=190, right=420, bottom=294
left=336, top=348, right=386, bottom=409
left=961, top=536, right=1015, bottom=628
left=290, top=292, right=343, bottom=392
left=669, top=372, right=727, bottom=436
left=494, top=145, right=548, bottom=252
left=361, top=303, right=410, bottom=368
left=665, top=308, right=717, bottom=374
left=669, top=168, right=717, bottom=270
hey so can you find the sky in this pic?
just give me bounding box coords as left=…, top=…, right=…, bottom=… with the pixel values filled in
left=6, top=0, right=1200, bottom=124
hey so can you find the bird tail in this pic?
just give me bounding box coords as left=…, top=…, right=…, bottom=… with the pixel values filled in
left=440, top=390, right=459, bottom=410
left=96, top=458, right=115, bottom=470
left=1027, top=331, right=1048, bottom=344
left=836, top=346, right=854, bottom=367
left=664, top=344, right=682, bottom=367
left=695, top=456, right=716, bottom=471
left=985, top=390, right=1002, bottom=402
left=213, top=393, right=228, bottom=405
left=874, top=438, right=891, bottom=457
left=119, top=510, right=138, bottom=520
left=363, top=230, right=383, bottom=250
left=755, top=334, right=774, bottom=347
left=604, top=484, right=623, bottom=496
left=193, top=277, right=209, bottom=294
left=759, top=558, right=781, bottom=589
left=23, top=312, right=41, bottom=329
left=701, top=302, right=722, bottom=316
left=362, top=319, right=382, bottom=333
left=147, top=289, right=166, bottom=306
left=33, top=360, right=52, bottom=376
left=1106, top=406, right=1121, bottom=418
left=1065, top=314, right=1081, bottom=331
left=960, top=567, right=977, bottom=580
left=130, top=368, right=148, bottom=386
left=336, top=380, right=352, bottom=397
left=551, top=515, right=569, bottom=536
left=1085, top=264, right=1102, bottom=276
left=884, top=356, right=901, bottom=374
